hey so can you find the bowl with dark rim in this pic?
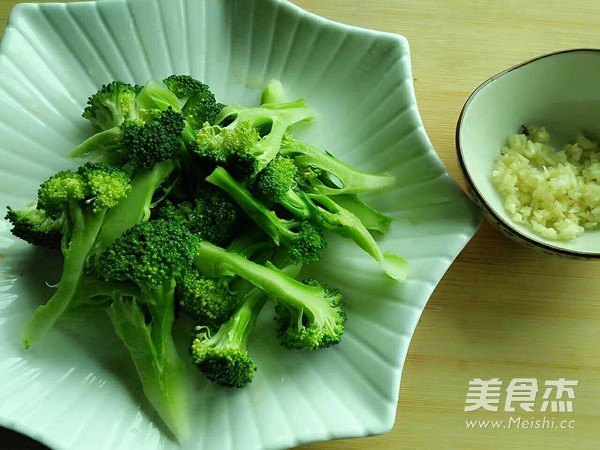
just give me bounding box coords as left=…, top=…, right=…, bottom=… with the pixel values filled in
left=456, top=48, right=600, bottom=259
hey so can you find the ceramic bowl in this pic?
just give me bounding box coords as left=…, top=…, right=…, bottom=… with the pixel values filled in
left=456, top=49, right=600, bottom=258
left=0, top=0, right=480, bottom=449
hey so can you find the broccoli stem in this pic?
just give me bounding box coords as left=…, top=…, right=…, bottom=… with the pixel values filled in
left=93, top=160, right=176, bottom=255
left=281, top=140, right=396, bottom=195
left=107, top=289, right=189, bottom=441
left=68, top=126, right=122, bottom=160
left=206, top=167, right=294, bottom=245
left=194, top=241, right=330, bottom=314
left=22, top=206, right=107, bottom=348
left=307, top=194, right=407, bottom=281
left=330, top=194, right=393, bottom=235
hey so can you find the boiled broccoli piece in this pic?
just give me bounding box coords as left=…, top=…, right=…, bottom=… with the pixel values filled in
left=22, top=163, right=131, bottom=348
left=4, top=205, right=65, bottom=249
left=163, top=75, right=222, bottom=128
left=280, top=136, right=396, bottom=195
left=190, top=287, right=263, bottom=388
left=254, top=158, right=406, bottom=279
left=82, top=81, right=141, bottom=131
left=193, top=97, right=314, bottom=181
left=97, top=219, right=199, bottom=440
left=175, top=229, right=272, bottom=327
left=206, top=166, right=326, bottom=264
left=176, top=268, right=238, bottom=326
left=157, top=186, right=241, bottom=246
left=70, top=106, right=194, bottom=255
left=329, top=194, right=394, bottom=235
left=190, top=248, right=302, bottom=387
left=193, top=240, right=345, bottom=351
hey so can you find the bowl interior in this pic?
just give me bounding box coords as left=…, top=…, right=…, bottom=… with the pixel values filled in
left=458, top=49, right=600, bottom=255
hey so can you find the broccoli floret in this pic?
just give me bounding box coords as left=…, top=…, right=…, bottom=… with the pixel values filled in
left=163, top=75, right=208, bottom=100
left=176, top=268, right=238, bottom=326
left=82, top=81, right=141, bottom=131
left=157, top=186, right=241, bottom=246
left=275, top=278, right=345, bottom=350
left=163, top=75, right=222, bottom=128
left=175, top=229, right=272, bottom=327
left=69, top=106, right=193, bottom=254
left=193, top=240, right=345, bottom=351
left=255, top=156, right=308, bottom=218
left=280, top=136, right=396, bottom=195
left=71, top=107, right=188, bottom=169
left=190, top=287, right=263, bottom=388
left=193, top=121, right=261, bottom=181
left=304, top=194, right=407, bottom=280
left=255, top=160, right=405, bottom=280
left=121, top=107, right=186, bottom=170
left=4, top=205, right=65, bottom=249
left=206, top=167, right=326, bottom=264
left=22, top=163, right=132, bottom=348
left=197, top=96, right=314, bottom=180
left=97, top=219, right=199, bottom=440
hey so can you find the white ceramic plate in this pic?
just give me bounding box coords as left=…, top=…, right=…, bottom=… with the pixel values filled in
left=0, top=0, right=481, bottom=449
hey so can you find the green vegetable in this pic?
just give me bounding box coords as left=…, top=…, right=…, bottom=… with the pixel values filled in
left=4, top=205, right=65, bottom=249
left=22, top=163, right=131, bottom=348
left=97, top=219, right=199, bottom=440
left=206, top=166, right=327, bottom=264
left=280, top=136, right=396, bottom=195
left=193, top=240, right=345, bottom=350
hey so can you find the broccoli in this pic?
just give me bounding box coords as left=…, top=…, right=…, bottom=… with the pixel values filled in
left=260, top=79, right=286, bottom=105
left=176, top=229, right=271, bottom=326
left=190, top=287, right=263, bottom=388
left=193, top=122, right=261, bottom=181
left=97, top=219, right=199, bottom=440
left=70, top=106, right=195, bottom=255
left=82, top=81, right=141, bottom=131
left=157, top=185, right=241, bottom=246
left=190, top=248, right=302, bottom=387
left=280, top=136, right=396, bottom=195
left=163, top=75, right=222, bottom=128
left=304, top=193, right=407, bottom=280
left=4, top=205, right=65, bottom=249
left=206, top=166, right=326, bottom=264
left=194, top=98, right=314, bottom=180
left=176, top=268, right=238, bottom=326
left=193, top=240, right=345, bottom=350
left=329, top=194, right=394, bottom=235
left=254, top=159, right=406, bottom=279
left=22, top=163, right=132, bottom=348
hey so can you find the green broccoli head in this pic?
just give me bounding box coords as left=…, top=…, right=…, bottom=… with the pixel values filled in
left=163, top=75, right=222, bottom=127
left=4, top=205, right=65, bottom=249
left=157, top=187, right=240, bottom=246
left=82, top=81, right=142, bottom=131
left=176, top=268, right=239, bottom=326
left=163, top=75, right=209, bottom=99
left=96, top=219, right=199, bottom=289
left=121, top=107, right=186, bottom=170
left=282, top=220, right=327, bottom=265
left=256, top=156, right=298, bottom=200
left=37, top=163, right=131, bottom=216
left=190, top=291, right=262, bottom=389
left=275, top=278, right=346, bottom=350
left=193, top=122, right=261, bottom=180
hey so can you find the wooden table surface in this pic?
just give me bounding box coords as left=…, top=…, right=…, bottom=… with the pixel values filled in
left=1, top=1, right=600, bottom=449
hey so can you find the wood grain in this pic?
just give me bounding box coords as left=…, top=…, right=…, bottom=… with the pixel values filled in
left=1, top=1, right=600, bottom=449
